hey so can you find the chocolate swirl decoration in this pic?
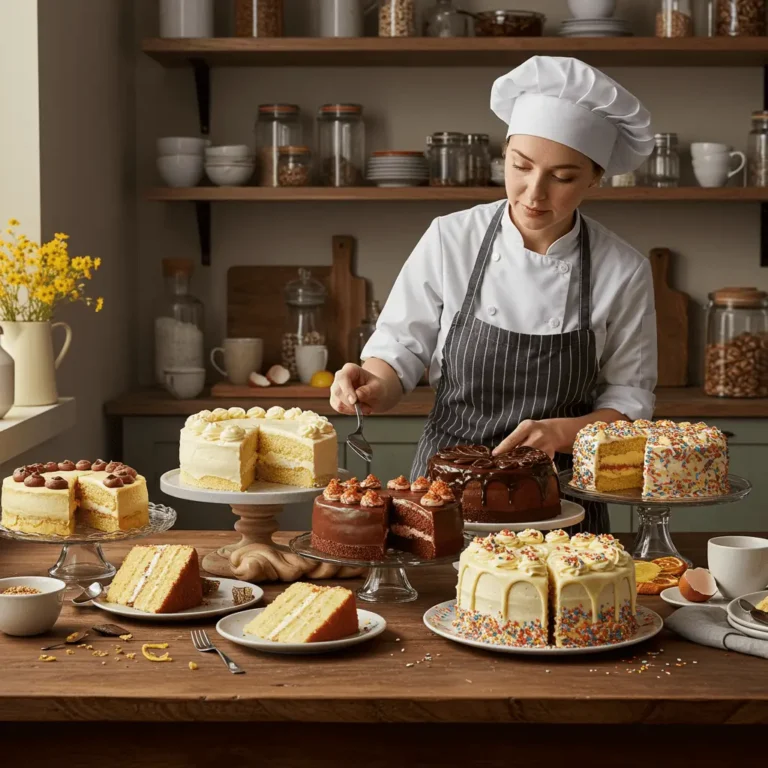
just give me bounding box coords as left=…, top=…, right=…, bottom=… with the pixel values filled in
left=12, top=467, right=30, bottom=483
left=76, top=460, right=92, bottom=471
left=45, top=476, right=69, bottom=490
left=23, top=473, right=46, bottom=488
left=44, top=461, right=59, bottom=473
left=103, top=474, right=124, bottom=488
left=58, top=460, right=76, bottom=472
left=115, top=469, right=135, bottom=485
left=436, top=444, right=550, bottom=470
left=92, top=459, right=108, bottom=472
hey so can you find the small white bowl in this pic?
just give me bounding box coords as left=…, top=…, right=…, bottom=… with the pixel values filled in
left=204, top=156, right=255, bottom=167
left=567, top=0, right=617, bottom=19
left=0, top=576, right=66, bottom=636
left=205, top=162, right=255, bottom=186
left=164, top=366, right=206, bottom=399
left=157, top=154, right=204, bottom=187
left=157, top=136, right=211, bottom=156
left=205, top=145, right=252, bottom=159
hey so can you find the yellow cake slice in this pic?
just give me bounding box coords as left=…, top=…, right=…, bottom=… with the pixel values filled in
left=77, top=469, right=149, bottom=532
left=1, top=472, right=77, bottom=535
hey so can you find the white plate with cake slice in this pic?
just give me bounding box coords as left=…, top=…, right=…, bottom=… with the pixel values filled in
left=216, top=607, right=386, bottom=654
left=463, top=499, right=585, bottom=534
left=423, top=600, right=663, bottom=656
left=91, top=577, right=263, bottom=621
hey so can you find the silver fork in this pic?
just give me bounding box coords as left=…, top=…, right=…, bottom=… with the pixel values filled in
left=190, top=629, right=245, bottom=674
left=346, top=402, right=373, bottom=463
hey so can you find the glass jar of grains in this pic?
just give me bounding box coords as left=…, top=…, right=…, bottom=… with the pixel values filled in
left=704, top=287, right=768, bottom=398
left=715, top=0, right=766, bottom=36
left=379, top=0, right=416, bottom=36
left=747, top=110, right=768, bottom=187
left=646, top=133, right=680, bottom=188
left=277, top=146, right=312, bottom=187
left=235, top=0, right=283, bottom=36
left=428, top=132, right=467, bottom=187
left=317, top=104, right=366, bottom=187
left=464, top=134, right=491, bottom=186
left=255, top=104, right=302, bottom=187
left=656, top=0, right=694, bottom=37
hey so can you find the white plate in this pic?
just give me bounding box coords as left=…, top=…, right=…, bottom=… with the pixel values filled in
left=424, top=600, right=662, bottom=655
left=726, top=590, right=768, bottom=632
left=660, top=586, right=730, bottom=609
left=727, top=615, right=768, bottom=641
left=91, top=578, right=264, bottom=621
left=463, top=499, right=584, bottom=534
left=216, top=607, right=386, bottom=654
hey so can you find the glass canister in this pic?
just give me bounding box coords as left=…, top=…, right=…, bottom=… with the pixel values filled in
left=255, top=104, right=302, bottom=187
left=748, top=110, right=768, bottom=187
left=428, top=132, right=467, bottom=187
left=282, top=269, right=327, bottom=379
left=465, top=133, right=491, bottom=186
left=235, top=0, right=284, bottom=36
left=379, top=0, right=416, bottom=36
left=348, top=299, right=381, bottom=363
left=715, top=0, right=766, bottom=35
left=704, top=287, right=768, bottom=398
left=424, top=0, right=468, bottom=36
left=656, top=0, right=694, bottom=36
left=646, top=133, right=680, bottom=188
left=154, top=258, right=205, bottom=385
left=277, top=146, right=312, bottom=186
left=317, top=104, right=365, bottom=187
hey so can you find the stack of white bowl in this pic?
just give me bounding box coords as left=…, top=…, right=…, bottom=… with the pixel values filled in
left=560, top=0, right=631, bottom=37
left=157, top=137, right=210, bottom=187
left=204, top=145, right=255, bottom=186
left=366, top=151, right=429, bottom=187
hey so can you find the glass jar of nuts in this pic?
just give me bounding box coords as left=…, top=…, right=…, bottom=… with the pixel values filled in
left=704, top=287, right=768, bottom=398
left=255, top=104, right=302, bottom=187
left=656, top=0, right=694, bottom=37
left=428, top=132, right=467, bottom=187
left=379, top=0, right=416, bottom=36
left=716, top=0, right=766, bottom=35
left=317, top=104, right=366, bottom=187
left=277, top=146, right=312, bottom=187
left=235, top=0, right=283, bottom=36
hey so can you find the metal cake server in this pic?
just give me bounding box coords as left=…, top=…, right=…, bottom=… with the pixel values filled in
left=346, top=402, right=373, bottom=463
left=738, top=598, right=768, bottom=627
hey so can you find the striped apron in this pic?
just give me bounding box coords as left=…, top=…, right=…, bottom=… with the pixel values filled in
left=411, top=201, right=608, bottom=534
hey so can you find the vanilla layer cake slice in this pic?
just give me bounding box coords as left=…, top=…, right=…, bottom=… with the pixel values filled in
left=77, top=469, right=149, bottom=532
left=1, top=471, right=77, bottom=535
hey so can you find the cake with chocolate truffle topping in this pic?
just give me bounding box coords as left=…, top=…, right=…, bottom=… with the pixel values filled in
left=428, top=445, right=560, bottom=524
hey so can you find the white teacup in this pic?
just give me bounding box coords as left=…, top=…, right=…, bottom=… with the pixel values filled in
left=164, top=366, right=206, bottom=399
left=296, top=344, right=329, bottom=384
left=210, top=338, right=263, bottom=386
left=691, top=142, right=732, bottom=158
left=0, top=576, right=66, bottom=636
left=707, top=536, right=768, bottom=599
left=692, top=151, right=745, bottom=187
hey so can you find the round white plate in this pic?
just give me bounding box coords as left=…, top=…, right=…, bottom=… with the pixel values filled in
left=216, top=607, right=386, bottom=654
left=660, top=586, right=731, bottom=610
left=462, top=499, right=584, bottom=534
left=91, top=577, right=263, bottom=621
left=727, top=615, right=768, bottom=641
left=726, top=590, right=768, bottom=632
left=423, top=600, right=663, bottom=656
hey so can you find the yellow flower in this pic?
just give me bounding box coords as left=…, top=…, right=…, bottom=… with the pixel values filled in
left=7, top=218, right=19, bottom=227
left=71, top=256, right=85, bottom=271
left=95, top=297, right=104, bottom=313
left=54, top=232, right=69, bottom=240
left=93, top=257, right=102, bottom=269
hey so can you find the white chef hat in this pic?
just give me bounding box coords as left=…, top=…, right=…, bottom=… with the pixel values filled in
left=490, top=56, right=653, bottom=177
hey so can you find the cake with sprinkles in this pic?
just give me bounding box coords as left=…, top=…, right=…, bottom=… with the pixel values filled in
left=455, top=529, right=636, bottom=648
left=570, top=420, right=729, bottom=499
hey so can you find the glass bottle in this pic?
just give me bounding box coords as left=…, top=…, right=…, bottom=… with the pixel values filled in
left=424, top=0, right=468, bottom=36
left=428, top=132, right=467, bottom=186
left=317, top=104, right=366, bottom=187
left=348, top=300, right=381, bottom=363
left=704, top=287, right=768, bottom=398
left=235, top=0, right=284, bottom=36
left=656, top=0, right=694, bottom=36
left=255, top=104, right=302, bottom=187
left=282, top=269, right=327, bottom=379
left=747, top=110, right=768, bottom=187
left=464, top=134, right=491, bottom=186
left=715, top=0, right=766, bottom=36
left=277, top=146, right=312, bottom=187
left=379, top=0, right=416, bottom=36
left=646, top=133, right=680, bottom=188
left=154, top=258, right=205, bottom=385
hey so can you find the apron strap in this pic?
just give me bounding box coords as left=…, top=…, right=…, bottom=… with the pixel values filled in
left=460, top=201, right=507, bottom=316
left=577, top=212, right=592, bottom=331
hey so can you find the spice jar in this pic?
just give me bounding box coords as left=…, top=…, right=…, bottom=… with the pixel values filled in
left=715, top=0, right=766, bottom=35
left=235, top=0, right=283, bottom=36
left=154, top=258, right=205, bottom=385
left=465, top=134, right=491, bottom=186
left=282, top=269, right=327, bottom=379
left=428, top=132, right=467, bottom=187
left=379, top=0, right=416, bottom=36
left=277, top=146, right=312, bottom=187
left=255, top=104, right=302, bottom=187
left=656, top=0, right=694, bottom=36
left=747, top=110, right=768, bottom=187
left=646, top=133, right=680, bottom=188
left=704, top=288, right=768, bottom=398
left=317, top=104, right=365, bottom=187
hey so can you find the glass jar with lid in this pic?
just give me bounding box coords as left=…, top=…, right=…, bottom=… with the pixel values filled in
left=154, top=258, right=205, bottom=385
left=656, top=0, right=694, bottom=36
left=255, top=104, right=302, bottom=187
left=465, top=134, right=491, bottom=186
left=747, top=110, right=768, bottom=187
left=646, top=133, right=680, bottom=188
left=428, top=132, right=467, bottom=187
left=348, top=300, right=381, bottom=364
left=704, top=287, right=768, bottom=398
left=277, top=146, right=312, bottom=187
left=379, top=0, right=416, bottom=36
left=317, top=104, right=365, bottom=187
left=423, top=0, right=468, bottom=36
left=235, top=0, right=284, bottom=36
left=715, top=0, right=766, bottom=36
left=282, top=269, right=327, bottom=379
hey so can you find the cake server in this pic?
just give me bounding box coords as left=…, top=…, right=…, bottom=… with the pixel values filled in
left=347, top=402, right=373, bottom=463
left=191, top=628, right=245, bottom=674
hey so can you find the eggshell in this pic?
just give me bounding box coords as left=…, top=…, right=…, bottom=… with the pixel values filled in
left=679, top=568, right=717, bottom=603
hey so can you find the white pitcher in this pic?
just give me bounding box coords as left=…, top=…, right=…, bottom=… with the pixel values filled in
left=0, top=321, right=72, bottom=406
left=0, top=328, right=13, bottom=418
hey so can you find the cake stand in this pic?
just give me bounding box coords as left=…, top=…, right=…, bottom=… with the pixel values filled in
left=290, top=531, right=462, bottom=603
left=160, top=469, right=363, bottom=583
left=0, top=502, right=177, bottom=584
left=463, top=499, right=584, bottom=534
left=558, top=471, right=752, bottom=566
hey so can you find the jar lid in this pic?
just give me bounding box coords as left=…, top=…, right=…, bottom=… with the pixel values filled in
left=709, top=287, right=768, bottom=308
left=284, top=268, right=327, bottom=307
left=278, top=145, right=311, bottom=155
left=654, top=132, right=678, bottom=147
left=258, top=104, right=300, bottom=116
left=465, top=134, right=490, bottom=144
left=431, top=132, right=465, bottom=146
left=162, top=258, right=193, bottom=277
left=752, top=110, right=768, bottom=121
left=318, top=104, right=363, bottom=117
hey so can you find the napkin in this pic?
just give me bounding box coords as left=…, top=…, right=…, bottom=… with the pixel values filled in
left=665, top=607, right=768, bottom=659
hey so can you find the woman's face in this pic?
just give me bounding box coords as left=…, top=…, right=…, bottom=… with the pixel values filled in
left=504, top=135, right=601, bottom=234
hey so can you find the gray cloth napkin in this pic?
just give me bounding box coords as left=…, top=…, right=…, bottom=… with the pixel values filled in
left=665, top=607, right=768, bottom=659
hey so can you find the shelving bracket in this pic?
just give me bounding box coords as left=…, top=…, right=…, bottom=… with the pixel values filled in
left=195, top=201, right=211, bottom=266
left=191, top=58, right=210, bottom=136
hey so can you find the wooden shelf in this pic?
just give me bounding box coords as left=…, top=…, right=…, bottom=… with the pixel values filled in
left=142, top=36, right=768, bottom=68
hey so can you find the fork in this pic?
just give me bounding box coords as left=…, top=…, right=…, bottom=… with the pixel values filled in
left=346, top=402, right=373, bottom=463
left=190, top=629, right=245, bottom=674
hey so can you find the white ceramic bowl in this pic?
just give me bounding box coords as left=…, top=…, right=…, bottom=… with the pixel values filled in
left=205, top=162, right=255, bottom=186
left=205, top=145, right=253, bottom=159
left=0, top=576, right=66, bottom=636
left=157, top=137, right=211, bottom=156
left=157, top=154, right=205, bottom=187
left=204, top=156, right=255, bottom=167
left=567, top=0, right=617, bottom=18
left=164, top=367, right=206, bottom=399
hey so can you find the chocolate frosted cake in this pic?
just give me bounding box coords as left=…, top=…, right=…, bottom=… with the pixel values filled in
left=428, top=445, right=560, bottom=524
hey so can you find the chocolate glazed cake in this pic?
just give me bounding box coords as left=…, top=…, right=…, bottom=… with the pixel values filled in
left=428, top=445, right=560, bottom=524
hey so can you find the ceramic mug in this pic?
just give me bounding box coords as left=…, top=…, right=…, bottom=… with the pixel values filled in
left=690, top=142, right=732, bottom=158
left=164, top=367, right=206, bottom=399
left=693, top=151, right=746, bottom=187
left=296, top=344, right=329, bottom=384
left=210, top=338, right=263, bottom=386
left=707, top=536, right=768, bottom=599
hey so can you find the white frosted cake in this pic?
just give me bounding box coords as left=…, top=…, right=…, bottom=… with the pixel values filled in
left=179, top=406, right=337, bottom=491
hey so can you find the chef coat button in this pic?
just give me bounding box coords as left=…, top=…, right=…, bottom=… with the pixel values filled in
left=549, top=318, right=561, bottom=329
left=488, top=306, right=498, bottom=316
left=558, top=263, right=570, bottom=274
left=492, top=253, right=501, bottom=262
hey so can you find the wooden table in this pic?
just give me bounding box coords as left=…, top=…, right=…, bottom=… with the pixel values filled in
left=1, top=531, right=766, bottom=767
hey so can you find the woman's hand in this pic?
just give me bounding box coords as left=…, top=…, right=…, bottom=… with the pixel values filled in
left=330, top=363, right=386, bottom=416
left=492, top=419, right=568, bottom=459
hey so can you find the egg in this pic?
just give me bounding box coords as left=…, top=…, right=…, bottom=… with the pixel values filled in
left=678, top=568, right=717, bottom=603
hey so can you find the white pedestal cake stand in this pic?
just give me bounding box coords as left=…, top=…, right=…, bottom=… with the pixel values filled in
left=463, top=499, right=584, bottom=534
left=160, top=469, right=363, bottom=583
left=559, top=470, right=752, bottom=566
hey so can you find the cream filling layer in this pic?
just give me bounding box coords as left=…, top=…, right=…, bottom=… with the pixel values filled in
left=598, top=451, right=643, bottom=466
left=390, top=523, right=431, bottom=541
left=79, top=499, right=119, bottom=517
left=267, top=591, right=321, bottom=640
left=129, top=546, right=167, bottom=605
left=180, top=433, right=254, bottom=483
left=260, top=451, right=314, bottom=472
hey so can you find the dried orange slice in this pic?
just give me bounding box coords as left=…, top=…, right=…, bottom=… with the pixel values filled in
left=634, top=560, right=661, bottom=583
left=637, top=574, right=679, bottom=595
left=652, top=556, right=687, bottom=578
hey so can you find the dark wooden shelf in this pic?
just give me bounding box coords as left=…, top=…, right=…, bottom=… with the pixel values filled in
left=142, top=36, right=768, bottom=68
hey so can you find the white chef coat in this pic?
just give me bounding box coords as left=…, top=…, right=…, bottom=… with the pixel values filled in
left=362, top=202, right=657, bottom=421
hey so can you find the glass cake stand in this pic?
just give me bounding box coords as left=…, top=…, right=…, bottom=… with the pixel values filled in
left=290, top=531, right=464, bottom=603
left=0, top=502, right=177, bottom=584
left=558, top=470, right=752, bottom=566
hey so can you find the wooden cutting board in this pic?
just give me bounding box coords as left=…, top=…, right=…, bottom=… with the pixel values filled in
left=649, top=247, right=689, bottom=387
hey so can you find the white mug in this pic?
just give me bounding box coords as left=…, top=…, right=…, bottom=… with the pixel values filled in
left=693, top=151, right=746, bottom=187
left=295, top=344, right=329, bottom=384
left=707, top=536, right=768, bottom=599
left=164, top=367, right=206, bottom=399
left=210, top=337, right=263, bottom=386
left=159, top=0, right=213, bottom=37
left=691, top=142, right=732, bottom=158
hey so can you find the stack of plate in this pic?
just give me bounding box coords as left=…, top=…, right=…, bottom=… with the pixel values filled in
left=559, top=17, right=632, bottom=36
left=726, top=591, right=768, bottom=641
left=367, top=151, right=428, bottom=188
